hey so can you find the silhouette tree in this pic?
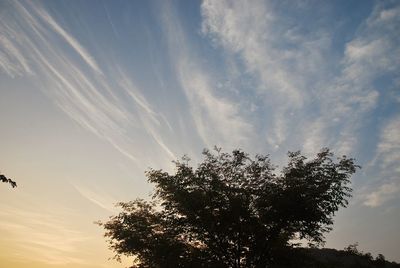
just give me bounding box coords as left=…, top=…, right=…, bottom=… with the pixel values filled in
left=344, top=242, right=361, bottom=255
left=1, top=173, right=17, bottom=188
left=98, top=148, right=359, bottom=268
left=375, top=254, right=386, bottom=266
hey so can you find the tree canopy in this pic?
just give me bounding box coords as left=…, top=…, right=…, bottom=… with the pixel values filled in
left=98, top=148, right=359, bottom=268
left=1, top=173, right=17, bottom=188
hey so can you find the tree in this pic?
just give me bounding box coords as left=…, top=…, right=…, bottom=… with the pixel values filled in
left=98, top=148, right=359, bottom=268
left=375, top=254, right=386, bottom=266
left=1, top=173, right=17, bottom=188
left=344, top=242, right=361, bottom=255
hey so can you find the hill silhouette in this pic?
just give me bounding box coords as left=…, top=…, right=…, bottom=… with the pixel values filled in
left=280, top=247, right=400, bottom=268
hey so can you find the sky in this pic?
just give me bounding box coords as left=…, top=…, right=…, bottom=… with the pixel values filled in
left=0, top=0, right=399, bottom=267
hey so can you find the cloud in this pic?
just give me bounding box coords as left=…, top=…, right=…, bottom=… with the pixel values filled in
left=377, top=116, right=400, bottom=169
left=201, top=0, right=398, bottom=161
left=200, top=0, right=336, bottom=153
left=2, top=0, right=399, bottom=207
left=0, top=0, right=180, bottom=167
left=0, top=2, right=35, bottom=77
left=161, top=1, right=253, bottom=150
left=319, top=4, right=398, bottom=157
left=363, top=116, right=400, bottom=207
left=72, top=183, right=117, bottom=212
left=32, top=3, right=103, bottom=74
left=347, top=2, right=400, bottom=208
left=114, top=67, right=177, bottom=160
left=0, top=34, right=33, bottom=77
left=4, top=0, right=395, bottom=168
left=177, top=66, right=253, bottom=148
left=364, top=182, right=400, bottom=208
left=201, top=0, right=305, bottom=106
left=0, top=205, right=90, bottom=265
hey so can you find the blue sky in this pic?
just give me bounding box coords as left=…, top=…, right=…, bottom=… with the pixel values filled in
left=0, top=0, right=399, bottom=267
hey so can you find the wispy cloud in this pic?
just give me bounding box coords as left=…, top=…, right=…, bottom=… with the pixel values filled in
left=201, top=0, right=335, bottom=152
left=161, top=1, right=254, bottom=150
left=177, top=66, right=253, bottom=148
left=0, top=34, right=33, bottom=77
left=202, top=0, right=306, bottom=105
left=364, top=116, right=400, bottom=207
left=0, top=0, right=179, bottom=168
left=364, top=182, right=400, bottom=208
left=2, top=0, right=398, bottom=204
left=72, top=183, right=117, bottom=212
left=201, top=0, right=399, bottom=160
left=32, top=4, right=103, bottom=74
left=0, top=205, right=90, bottom=265
left=377, top=116, right=400, bottom=170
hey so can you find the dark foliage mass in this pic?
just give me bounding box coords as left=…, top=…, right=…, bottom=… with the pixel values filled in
left=99, top=148, right=360, bottom=267
left=1, top=173, right=17, bottom=188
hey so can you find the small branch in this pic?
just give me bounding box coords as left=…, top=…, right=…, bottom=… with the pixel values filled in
left=1, top=174, right=17, bottom=188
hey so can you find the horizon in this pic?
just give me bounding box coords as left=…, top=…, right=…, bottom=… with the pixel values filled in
left=0, top=0, right=399, bottom=267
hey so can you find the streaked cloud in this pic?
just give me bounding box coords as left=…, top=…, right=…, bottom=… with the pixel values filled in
left=377, top=116, right=400, bottom=170
left=33, top=3, right=102, bottom=74
left=364, top=182, right=400, bottom=208
left=0, top=0, right=179, bottom=169
left=0, top=205, right=90, bottom=265
left=364, top=116, right=400, bottom=207
left=161, top=1, right=254, bottom=150
left=72, top=183, right=117, bottom=212
left=200, top=0, right=399, bottom=160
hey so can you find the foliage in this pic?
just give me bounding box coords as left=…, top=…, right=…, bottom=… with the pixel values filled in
left=344, top=242, right=362, bottom=255
left=1, top=173, right=17, bottom=188
left=98, top=148, right=359, bottom=267
left=376, top=254, right=386, bottom=266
